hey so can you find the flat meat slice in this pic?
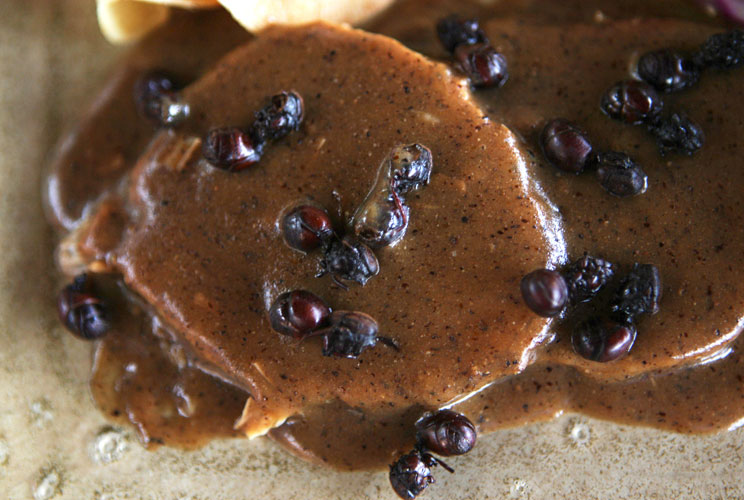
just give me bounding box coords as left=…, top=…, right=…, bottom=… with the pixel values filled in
left=481, top=17, right=744, bottom=378
left=375, top=13, right=744, bottom=378
left=76, top=22, right=562, bottom=438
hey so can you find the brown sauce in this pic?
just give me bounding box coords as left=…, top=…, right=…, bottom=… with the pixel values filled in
left=45, top=1, right=744, bottom=471
left=89, top=276, right=246, bottom=448
left=457, top=336, right=744, bottom=435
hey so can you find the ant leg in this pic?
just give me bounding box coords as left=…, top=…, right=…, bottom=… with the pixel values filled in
left=376, top=336, right=400, bottom=351
left=331, top=275, right=349, bottom=291
left=428, top=454, right=454, bottom=474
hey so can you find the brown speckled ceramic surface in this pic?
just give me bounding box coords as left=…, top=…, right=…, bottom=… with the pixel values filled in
left=1, top=0, right=743, bottom=498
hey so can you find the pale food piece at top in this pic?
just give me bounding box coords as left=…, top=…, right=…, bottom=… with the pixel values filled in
left=97, top=0, right=219, bottom=43
left=96, top=0, right=396, bottom=43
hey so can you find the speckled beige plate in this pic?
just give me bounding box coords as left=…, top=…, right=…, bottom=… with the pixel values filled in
left=1, top=0, right=743, bottom=498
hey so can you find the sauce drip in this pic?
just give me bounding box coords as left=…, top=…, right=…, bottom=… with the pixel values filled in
left=89, top=276, right=246, bottom=448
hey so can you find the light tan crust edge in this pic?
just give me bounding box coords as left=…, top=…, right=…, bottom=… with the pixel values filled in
left=217, top=0, right=396, bottom=32
left=96, top=0, right=396, bottom=44
left=97, top=0, right=220, bottom=44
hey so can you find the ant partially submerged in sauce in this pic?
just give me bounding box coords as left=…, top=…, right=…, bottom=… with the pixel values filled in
left=316, top=235, right=379, bottom=289
left=352, top=143, right=433, bottom=248
left=312, top=310, right=398, bottom=358
left=268, top=292, right=397, bottom=358
left=281, top=203, right=380, bottom=289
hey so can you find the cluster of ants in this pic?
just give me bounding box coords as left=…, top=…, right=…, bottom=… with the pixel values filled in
left=269, top=143, right=433, bottom=358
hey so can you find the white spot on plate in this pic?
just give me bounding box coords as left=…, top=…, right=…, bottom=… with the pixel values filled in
left=91, top=427, right=129, bottom=464
left=93, top=493, right=115, bottom=500
left=30, top=399, right=54, bottom=426
left=509, top=479, right=528, bottom=499
left=0, top=439, right=9, bottom=466
left=568, top=420, right=591, bottom=446
left=33, top=468, right=61, bottom=500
